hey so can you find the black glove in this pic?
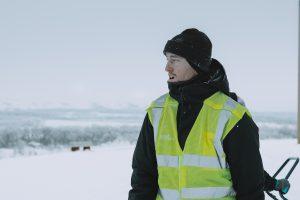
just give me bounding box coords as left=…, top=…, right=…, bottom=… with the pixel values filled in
left=275, top=179, right=290, bottom=194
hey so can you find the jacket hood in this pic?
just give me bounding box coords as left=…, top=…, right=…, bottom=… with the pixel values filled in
left=205, top=58, right=230, bottom=95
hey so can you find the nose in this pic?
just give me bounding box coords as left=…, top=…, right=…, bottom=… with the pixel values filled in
left=165, top=62, right=173, bottom=73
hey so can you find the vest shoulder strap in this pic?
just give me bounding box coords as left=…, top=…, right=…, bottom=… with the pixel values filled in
left=146, top=93, right=169, bottom=126
left=204, top=91, right=251, bottom=119
left=147, top=93, right=169, bottom=109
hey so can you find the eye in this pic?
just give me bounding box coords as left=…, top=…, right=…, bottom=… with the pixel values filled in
left=169, top=59, right=179, bottom=64
left=167, top=58, right=180, bottom=65
left=167, top=59, right=174, bottom=64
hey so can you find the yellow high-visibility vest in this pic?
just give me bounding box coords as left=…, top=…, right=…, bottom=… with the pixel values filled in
left=146, top=91, right=251, bottom=200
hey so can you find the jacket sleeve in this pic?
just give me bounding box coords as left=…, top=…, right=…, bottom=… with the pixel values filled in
left=223, top=113, right=265, bottom=200
left=128, top=114, right=159, bottom=200
left=264, top=170, right=276, bottom=191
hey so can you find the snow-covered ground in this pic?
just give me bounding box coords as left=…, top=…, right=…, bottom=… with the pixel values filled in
left=0, top=139, right=299, bottom=200
left=261, top=139, right=300, bottom=200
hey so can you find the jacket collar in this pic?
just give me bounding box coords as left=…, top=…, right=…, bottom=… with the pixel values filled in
left=168, top=58, right=230, bottom=104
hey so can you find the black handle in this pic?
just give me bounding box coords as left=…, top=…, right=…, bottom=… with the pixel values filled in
left=272, top=157, right=299, bottom=179
left=266, top=157, right=299, bottom=200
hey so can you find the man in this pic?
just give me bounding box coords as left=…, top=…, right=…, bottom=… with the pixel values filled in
left=128, top=28, right=289, bottom=200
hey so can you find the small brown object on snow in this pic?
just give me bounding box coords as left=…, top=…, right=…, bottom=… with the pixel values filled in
left=83, top=146, right=91, bottom=151
left=71, top=146, right=80, bottom=151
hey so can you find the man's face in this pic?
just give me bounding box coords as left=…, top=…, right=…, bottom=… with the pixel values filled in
left=165, top=52, right=198, bottom=82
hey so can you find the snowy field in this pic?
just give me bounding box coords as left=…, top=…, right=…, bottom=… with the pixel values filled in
left=0, top=109, right=298, bottom=199
left=0, top=109, right=296, bottom=159
left=0, top=139, right=299, bottom=200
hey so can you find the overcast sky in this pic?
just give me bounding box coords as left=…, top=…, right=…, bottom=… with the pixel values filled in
left=0, top=0, right=298, bottom=112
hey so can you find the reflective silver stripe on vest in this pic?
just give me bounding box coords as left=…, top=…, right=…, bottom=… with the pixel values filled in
left=182, top=154, right=225, bottom=169
left=160, top=189, right=180, bottom=200
left=224, top=97, right=237, bottom=110
left=237, top=96, right=246, bottom=106
left=181, top=187, right=236, bottom=199
left=157, top=155, right=178, bottom=167
left=152, top=94, right=168, bottom=144
left=214, top=98, right=236, bottom=169
left=152, top=108, right=163, bottom=144
left=154, top=93, right=168, bottom=107
left=157, top=154, right=226, bottom=169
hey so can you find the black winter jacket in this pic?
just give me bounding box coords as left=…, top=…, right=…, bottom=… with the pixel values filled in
left=129, top=59, right=275, bottom=200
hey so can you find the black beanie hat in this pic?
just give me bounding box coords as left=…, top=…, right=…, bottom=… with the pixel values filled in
left=163, top=28, right=212, bottom=73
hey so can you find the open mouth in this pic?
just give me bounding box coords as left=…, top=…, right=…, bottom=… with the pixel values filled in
left=169, top=74, right=175, bottom=80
